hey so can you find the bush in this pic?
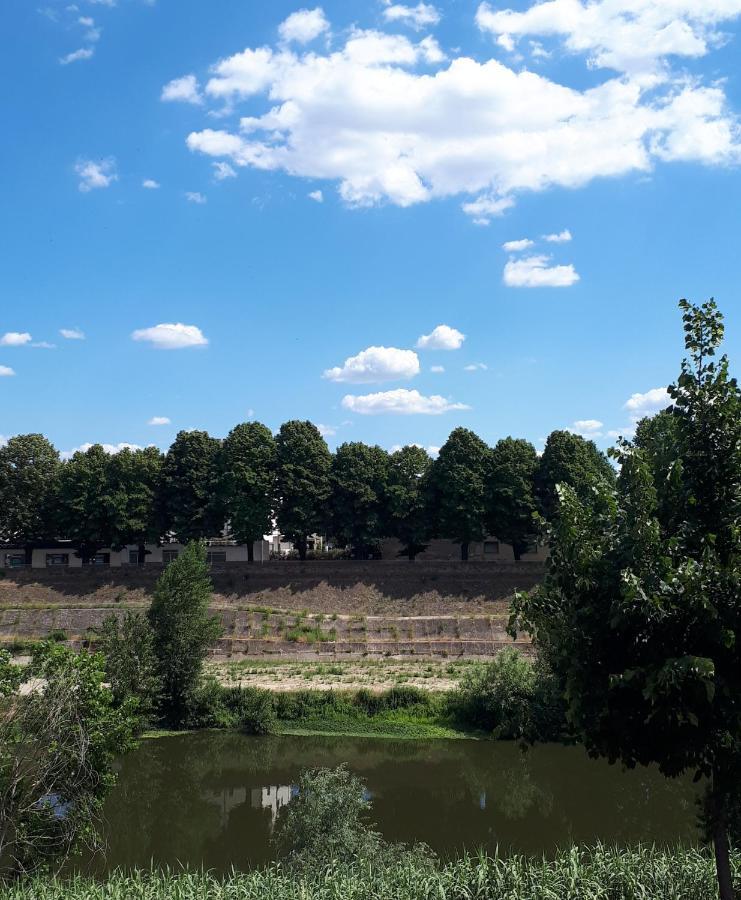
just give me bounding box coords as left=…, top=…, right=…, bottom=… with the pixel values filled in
left=184, top=678, right=231, bottom=729
left=227, top=687, right=276, bottom=735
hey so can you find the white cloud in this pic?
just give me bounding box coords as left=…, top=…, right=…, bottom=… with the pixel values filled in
left=475, top=1, right=741, bottom=77
left=464, top=362, right=488, bottom=371
left=142, top=178, right=160, bottom=189
left=61, top=442, right=145, bottom=461
left=316, top=423, right=337, bottom=437
left=60, top=327, right=85, bottom=340
left=185, top=191, right=207, bottom=204
left=308, top=189, right=324, bottom=202
left=75, top=158, right=117, bottom=192
left=342, top=388, right=470, bottom=415
left=32, top=341, right=56, bottom=349
left=60, top=47, right=94, bottom=65
left=502, top=238, right=534, bottom=252
left=570, top=418, right=604, bottom=438
left=148, top=416, right=171, bottom=426
left=0, top=435, right=7, bottom=447
left=624, top=386, right=670, bottom=418
left=430, top=364, right=445, bottom=373
left=390, top=442, right=440, bottom=457
left=161, top=74, right=203, bottom=104
left=278, top=7, right=329, bottom=44
left=182, top=18, right=741, bottom=221
left=503, top=254, right=580, bottom=287
left=131, top=323, right=209, bottom=350
left=382, top=2, right=441, bottom=29
left=0, top=332, right=32, bottom=347
left=416, top=324, right=465, bottom=350
left=0, top=366, right=16, bottom=377
left=324, top=346, right=420, bottom=383
left=543, top=229, right=572, bottom=242
left=212, top=161, right=236, bottom=180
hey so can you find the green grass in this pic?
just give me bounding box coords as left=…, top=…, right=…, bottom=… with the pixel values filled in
left=5, top=847, right=738, bottom=898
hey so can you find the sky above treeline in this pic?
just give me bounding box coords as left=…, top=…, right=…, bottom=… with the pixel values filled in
left=2, top=0, right=741, bottom=459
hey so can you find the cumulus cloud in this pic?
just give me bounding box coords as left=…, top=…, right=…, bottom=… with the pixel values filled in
left=0, top=366, right=16, bottom=377
left=61, top=442, right=145, bottom=461
left=624, top=386, right=670, bottom=418
left=60, top=47, right=94, bottom=65
left=416, top=324, right=465, bottom=350
left=179, top=11, right=741, bottom=222
left=316, top=423, right=337, bottom=437
left=278, top=7, right=329, bottom=44
left=570, top=418, right=604, bottom=438
left=308, top=189, right=324, bottom=202
left=212, top=162, right=236, bottom=180
left=503, top=255, right=580, bottom=287
left=381, top=2, right=441, bottom=29
left=342, top=388, right=470, bottom=415
left=544, top=229, right=572, bottom=242
left=430, top=364, right=445, bottom=373
left=60, top=327, right=85, bottom=340
left=0, top=332, right=32, bottom=347
left=324, top=346, right=420, bottom=383
left=142, top=178, right=160, bottom=189
left=148, top=416, right=171, bottom=426
left=502, top=238, right=534, bottom=252
left=475, top=0, right=741, bottom=77
left=75, top=158, right=117, bottom=192
left=185, top=191, right=207, bottom=204
left=162, top=74, right=203, bottom=104
left=131, top=323, right=209, bottom=350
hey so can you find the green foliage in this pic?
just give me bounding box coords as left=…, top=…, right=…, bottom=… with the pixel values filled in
left=329, top=442, right=389, bottom=556
left=427, top=428, right=491, bottom=560
left=105, top=447, right=163, bottom=554
left=159, top=431, right=222, bottom=544
left=6, top=847, right=738, bottom=899
left=513, top=299, right=740, bottom=899
left=486, top=437, right=540, bottom=560
left=0, top=649, right=24, bottom=698
left=217, top=422, right=276, bottom=557
left=99, top=611, right=161, bottom=729
left=56, top=444, right=116, bottom=562
left=147, top=542, right=223, bottom=726
left=183, top=680, right=275, bottom=734
left=275, top=421, right=332, bottom=560
left=0, top=434, right=60, bottom=550
left=385, top=445, right=432, bottom=559
left=534, top=430, right=615, bottom=520
left=0, top=643, right=137, bottom=879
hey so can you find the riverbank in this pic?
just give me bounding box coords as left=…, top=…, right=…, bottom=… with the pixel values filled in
left=9, top=847, right=737, bottom=899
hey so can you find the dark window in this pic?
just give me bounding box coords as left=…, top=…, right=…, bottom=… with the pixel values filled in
left=162, top=549, right=179, bottom=564
left=5, top=554, right=25, bottom=568
left=484, top=541, right=500, bottom=556
left=128, top=550, right=139, bottom=565
left=88, top=553, right=110, bottom=566
left=207, top=551, right=227, bottom=564
left=46, top=554, right=69, bottom=567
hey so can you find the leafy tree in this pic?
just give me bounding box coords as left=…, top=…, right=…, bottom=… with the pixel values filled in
left=107, top=447, right=163, bottom=563
left=159, top=431, right=222, bottom=543
left=275, top=421, right=331, bottom=560
left=99, top=611, right=162, bottom=729
left=329, top=442, right=389, bottom=558
left=427, top=428, right=491, bottom=560
left=486, top=437, right=539, bottom=560
left=0, top=643, right=136, bottom=879
left=512, top=299, right=740, bottom=899
left=217, top=422, right=276, bottom=561
left=633, top=410, right=685, bottom=537
left=535, top=430, right=615, bottom=520
left=56, top=444, right=116, bottom=563
left=147, top=541, right=223, bottom=726
left=0, top=434, right=60, bottom=564
left=385, top=445, right=433, bottom=560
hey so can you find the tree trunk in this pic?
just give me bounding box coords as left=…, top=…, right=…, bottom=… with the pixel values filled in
left=297, top=537, right=307, bottom=561
left=408, top=547, right=416, bottom=561
left=247, top=542, right=254, bottom=563
left=24, top=545, right=33, bottom=567
left=710, top=770, right=735, bottom=900
left=461, top=542, right=469, bottom=561
left=137, top=543, right=147, bottom=566
left=513, top=545, right=522, bottom=561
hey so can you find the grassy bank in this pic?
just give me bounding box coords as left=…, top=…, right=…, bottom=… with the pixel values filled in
left=7, top=847, right=738, bottom=899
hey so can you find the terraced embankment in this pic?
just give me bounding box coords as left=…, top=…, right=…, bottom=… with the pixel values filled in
left=0, top=561, right=543, bottom=660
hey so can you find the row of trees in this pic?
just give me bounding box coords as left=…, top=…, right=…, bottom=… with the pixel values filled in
left=0, top=422, right=614, bottom=562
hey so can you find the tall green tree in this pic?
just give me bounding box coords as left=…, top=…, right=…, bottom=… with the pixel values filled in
left=56, top=444, right=115, bottom=563
left=512, top=299, right=740, bottom=900
left=147, top=541, right=222, bottom=726
left=427, top=428, right=491, bottom=561
left=275, top=421, right=331, bottom=560
left=385, top=445, right=432, bottom=560
left=159, top=430, right=222, bottom=543
left=107, top=447, right=163, bottom=563
left=535, top=430, right=615, bottom=520
left=0, top=434, right=60, bottom=563
left=329, top=442, right=389, bottom=558
left=217, top=422, right=276, bottom=561
left=486, top=437, right=539, bottom=560
left=633, top=409, right=685, bottom=538
left=99, top=611, right=162, bottom=729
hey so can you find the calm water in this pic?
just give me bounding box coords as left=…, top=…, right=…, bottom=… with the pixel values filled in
left=79, top=732, right=702, bottom=874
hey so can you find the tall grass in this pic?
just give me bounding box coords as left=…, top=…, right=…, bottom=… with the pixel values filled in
left=7, top=847, right=739, bottom=899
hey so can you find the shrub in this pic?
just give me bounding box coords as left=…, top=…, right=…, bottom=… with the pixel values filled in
left=228, top=687, right=276, bottom=735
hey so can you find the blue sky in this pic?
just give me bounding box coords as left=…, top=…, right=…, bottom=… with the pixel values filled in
left=2, top=0, right=740, bottom=458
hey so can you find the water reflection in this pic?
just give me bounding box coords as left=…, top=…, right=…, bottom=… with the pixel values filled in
left=75, top=732, right=702, bottom=875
